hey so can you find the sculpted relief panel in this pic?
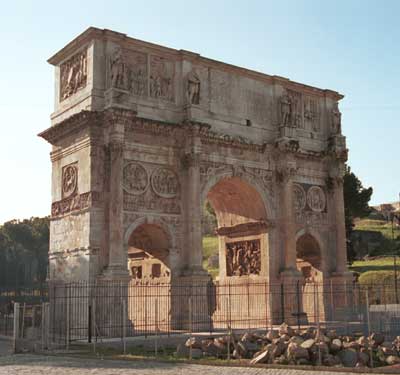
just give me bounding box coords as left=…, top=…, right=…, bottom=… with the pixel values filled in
left=123, top=162, right=149, bottom=195
left=293, top=183, right=328, bottom=225
left=123, top=162, right=180, bottom=214
left=226, top=239, right=261, bottom=276
left=279, top=90, right=321, bottom=132
left=109, top=47, right=148, bottom=95
left=60, top=49, right=87, bottom=101
left=62, top=163, right=78, bottom=198
left=151, top=167, right=179, bottom=198
left=149, top=55, right=174, bottom=101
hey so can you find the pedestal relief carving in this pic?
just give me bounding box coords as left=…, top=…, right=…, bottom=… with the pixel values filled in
left=307, top=186, right=326, bottom=212
left=226, top=239, right=261, bottom=276
left=60, top=49, right=87, bottom=101
left=149, top=55, right=174, bottom=101
left=122, top=162, right=149, bottom=195
left=62, top=163, right=78, bottom=198
left=151, top=167, right=179, bottom=198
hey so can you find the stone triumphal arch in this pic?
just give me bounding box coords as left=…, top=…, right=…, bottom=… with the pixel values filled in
left=40, top=27, right=351, bottom=323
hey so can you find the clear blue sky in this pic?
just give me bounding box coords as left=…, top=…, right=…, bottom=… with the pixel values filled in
left=0, top=0, right=399, bottom=224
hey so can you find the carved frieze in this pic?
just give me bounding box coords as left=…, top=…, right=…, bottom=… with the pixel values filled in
left=122, top=162, right=149, bottom=195
left=52, top=191, right=101, bottom=217
left=149, top=55, right=174, bottom=101
left=60, top=49, right=87, bottom=101
left=295, top=210, right=328, bottom=226
left=62, top=163, right=78, bottom=199
left=123, top=189, right=181, bottom=214
left=226, top=239, right=261, bottom=276
left=151, top=167, right=179, bottom=198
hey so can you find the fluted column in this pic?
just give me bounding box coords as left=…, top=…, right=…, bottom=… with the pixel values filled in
left=333, top=177, right=347, bottom=273
left=105, top=123, right=129, bottom=280
left=278, top=163, right=298, bottom=272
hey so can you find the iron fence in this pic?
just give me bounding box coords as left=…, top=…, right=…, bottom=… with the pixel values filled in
left=47, top=279, right=400, bottom=345
left=0, top=284, right=48, bottom=337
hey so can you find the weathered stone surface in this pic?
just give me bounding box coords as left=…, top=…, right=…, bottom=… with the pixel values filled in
left=338, top=349, right=358, bottom=367
left=287, top=342, right=309, bottom=360
left=185, top=337, right=202, bottom=349
left=175, top=343, right=190, bottom=357
left=370, top=332, right=385, bottom=346
left=330, top=338, right=342, bottom=352
left=386, top=355, right=400, bottom=365
left=250, top=349, right=270, bottom=365
left=300, top=339, right=315, bottom=349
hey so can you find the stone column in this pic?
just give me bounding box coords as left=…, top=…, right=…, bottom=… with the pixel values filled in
left=278, top=163, right=298, bottom=273
left=183, top=146, right=206, bottom=275
left=103, top=126, right=129, bottom=280
left=278, top=162, right=302, bottom=324
left=333, top=177, right=347, bottom=273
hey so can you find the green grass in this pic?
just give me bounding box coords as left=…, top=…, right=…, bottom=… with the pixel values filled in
left=350, top=257, right=399, bottom=273
left=202, top=235, right=219, bottom=279
left=355, top=219, right=400, bottom=241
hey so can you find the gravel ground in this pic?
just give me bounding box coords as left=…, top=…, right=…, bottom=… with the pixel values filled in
left=0, top=354, right=394, bottom=375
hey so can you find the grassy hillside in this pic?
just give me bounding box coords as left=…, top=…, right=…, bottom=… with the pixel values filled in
left=355, top=219, right=400, bottom=240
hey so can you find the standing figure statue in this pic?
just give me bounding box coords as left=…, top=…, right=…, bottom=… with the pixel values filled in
left=187, top=71, right=200, bottom=105
left=110, top=48, right=127, bottom=89
left=280, top=93, right=292, bottom=126
left=331, top=104, right=342, bottom=135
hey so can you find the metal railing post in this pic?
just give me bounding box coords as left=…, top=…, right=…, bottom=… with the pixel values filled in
left=13, top=302, right=20, bottom=354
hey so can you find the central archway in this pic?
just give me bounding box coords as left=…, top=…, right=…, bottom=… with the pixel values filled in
left=204, top=176, right=269, bottom=279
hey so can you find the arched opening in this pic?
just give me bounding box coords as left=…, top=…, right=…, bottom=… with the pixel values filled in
left=296, top=233, right=322, bottom=282
left=127, top=223, right=171, bottom=280
left=296, top=233, right=324, bottom=322
left=204, top=176, right=268, bottom=279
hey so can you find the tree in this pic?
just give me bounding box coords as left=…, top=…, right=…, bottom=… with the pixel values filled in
left=0, top=217, right=49, bottom=287
left=343, top=166, right=373, bottom=262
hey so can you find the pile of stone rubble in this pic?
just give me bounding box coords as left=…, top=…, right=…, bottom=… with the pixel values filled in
left=176, top=323, right=400, bottom=368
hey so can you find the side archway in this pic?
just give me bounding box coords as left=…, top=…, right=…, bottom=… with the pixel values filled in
left=124, top=216, right=176, bottom=280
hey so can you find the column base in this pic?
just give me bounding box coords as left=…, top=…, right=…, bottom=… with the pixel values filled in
left=101, top=264, right=131, bottom=281
left=181, top=266, right=210, bottom=278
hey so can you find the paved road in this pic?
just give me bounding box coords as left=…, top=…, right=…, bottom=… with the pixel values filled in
left=0, top=354, right=394, bottom=375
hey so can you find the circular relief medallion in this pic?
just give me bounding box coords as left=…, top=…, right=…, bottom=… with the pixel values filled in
left=151, top=167, right=179, bottom=198
left=293, top=183, right=306, bottom=212
left=62, top=165, right=78, bottom=198
left=123, top=163, right=149, bottom=195
left=307, top=185, right=326, bottom=212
